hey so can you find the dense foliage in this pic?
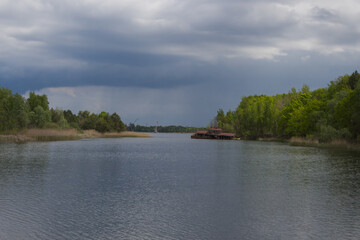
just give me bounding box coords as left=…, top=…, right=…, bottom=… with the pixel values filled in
left=215, top=71, right=360, bottom=143
left=132, top=125, right=206, bottom=133
left=0, top=89, right=126, bottom=133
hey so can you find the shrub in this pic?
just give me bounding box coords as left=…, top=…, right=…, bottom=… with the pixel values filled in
left=317, top=125, right=351, bottom=143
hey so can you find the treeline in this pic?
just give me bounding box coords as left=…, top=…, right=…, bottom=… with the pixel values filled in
left=215, top=71, right=360, bottom=143
left=0, top=89, right=125, bottom=133
left=132, top=125, right=206, bottom=133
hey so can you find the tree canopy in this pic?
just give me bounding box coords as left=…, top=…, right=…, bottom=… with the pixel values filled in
left=0, top=88, right=126, bottom=133
left=214, top=71, right=360, bottom=143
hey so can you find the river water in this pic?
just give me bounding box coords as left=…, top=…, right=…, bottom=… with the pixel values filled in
left=0, top=134, right=360, bottom=239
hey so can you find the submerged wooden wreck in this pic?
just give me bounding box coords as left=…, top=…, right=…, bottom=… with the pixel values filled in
left=191, top=128, right=237, bottom=140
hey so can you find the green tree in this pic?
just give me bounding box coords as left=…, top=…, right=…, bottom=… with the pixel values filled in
left=78, top=111, right=96, bottom=130
left=11, top=94, right=30, bottom=129
left=29, top=106, right=51, bottom=128
left=349, top=70, right=360, bottom=90
left=64, top=110, right=79, bottom=129
left=95, top=119, right=109, bottom=133
left=327, top=75, right=350, bottom=99
left=109, top=112, right=125, bottom=132
left=27, top=92, right=49, bottom=111
left=50, top=108, right=68, bottom=128
left=0, top=88, right=29, bottom=131
left=216, top=109, right=225, bottom=128
left=0, top=88, right=13, bottom=131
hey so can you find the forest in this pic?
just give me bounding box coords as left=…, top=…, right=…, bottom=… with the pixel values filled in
left=131, top=125, right=206, bottom=133
left=215, top=71, right=360, bottom=143
left=0, top=90, right=126, bottom=133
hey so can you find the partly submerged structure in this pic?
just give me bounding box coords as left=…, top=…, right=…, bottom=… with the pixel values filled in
left=191, top=128, right=237, bottom=140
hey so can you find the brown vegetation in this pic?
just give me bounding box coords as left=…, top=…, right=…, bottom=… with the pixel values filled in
left=289, top=137, right=319, bottom=144
left=102, top=131, right=151, bottom=138
left=0, top=129, right=151, bottom=143
left=255, top=136, right=360, bottom=151
left=288, top=136, right=360, bottom=150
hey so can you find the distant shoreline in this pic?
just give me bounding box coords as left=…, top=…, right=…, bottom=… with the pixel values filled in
left=0, top=129, right=151, bottom=143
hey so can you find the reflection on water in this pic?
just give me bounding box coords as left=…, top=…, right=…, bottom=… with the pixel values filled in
left=0, top=134, right=360, bottom=239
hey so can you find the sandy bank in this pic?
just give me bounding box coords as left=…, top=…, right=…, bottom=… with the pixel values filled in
left=0, top=129, right=151, bottom=143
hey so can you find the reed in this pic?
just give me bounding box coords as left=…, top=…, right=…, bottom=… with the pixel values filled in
left=288, top=136, right=360, bottom=150
left=290, top=137, right=319, bottom=144
left=103, top=131, right=151, bottom=138
left=25, top=128, right=79, bottom=137
left=0, top=129, right=151, bottom=143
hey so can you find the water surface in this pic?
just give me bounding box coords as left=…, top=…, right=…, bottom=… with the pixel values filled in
left=1, top=134, right=360, bottom=239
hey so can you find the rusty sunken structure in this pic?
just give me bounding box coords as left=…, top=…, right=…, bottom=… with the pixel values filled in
left=191, top=128, right=236, bottom=140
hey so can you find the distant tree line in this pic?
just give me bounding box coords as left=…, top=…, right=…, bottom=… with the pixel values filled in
left=132, top=125, right=206, bottom=133
left=0, top=89, right=126, bottom=133
left=214, top=71, right=360, bottom=143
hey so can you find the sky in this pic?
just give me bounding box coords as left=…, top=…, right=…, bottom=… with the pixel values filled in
left=1, top=0, right=360, bottom=127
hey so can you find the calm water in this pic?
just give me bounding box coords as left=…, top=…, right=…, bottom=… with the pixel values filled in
left=0, top=134, right=360, bottom=239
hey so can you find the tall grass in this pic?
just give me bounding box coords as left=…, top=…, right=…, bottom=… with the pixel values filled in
left=103, top=131, right=151, bottom=138
left=0, top=129, right=151, bottom=143
left=25, top=128, right=79, bottom=136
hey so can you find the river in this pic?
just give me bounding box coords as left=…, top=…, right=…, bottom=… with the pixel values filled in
left=0, top=133, right=360, bottom=239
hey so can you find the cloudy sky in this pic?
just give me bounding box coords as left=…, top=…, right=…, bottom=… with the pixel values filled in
left=1, top=0, right=360, bottom=126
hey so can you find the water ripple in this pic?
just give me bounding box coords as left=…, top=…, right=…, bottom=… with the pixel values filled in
left=1, top=135, right=360, bottom=239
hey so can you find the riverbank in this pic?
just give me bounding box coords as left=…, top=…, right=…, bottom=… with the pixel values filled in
left=0, top=129, right=151, bottom=143
left=257, top=136, right=360, bottom=151
left=288, top=137, right=360, bottom=151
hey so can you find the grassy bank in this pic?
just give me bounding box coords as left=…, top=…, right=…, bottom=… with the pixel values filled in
left=256, top=136, right=360, bottom=151
left=0, top=129, right=151, bottom=143
left=288, top=137, right=360, bottom=151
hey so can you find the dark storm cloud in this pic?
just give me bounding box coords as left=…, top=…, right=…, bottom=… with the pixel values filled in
left=1, top=0, right=360, bottom=125
left=312, top=7, right=338, bottom=21
left=2, top=0, right=359, bottom=93
left=2, top=56, right=223, bottom=93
